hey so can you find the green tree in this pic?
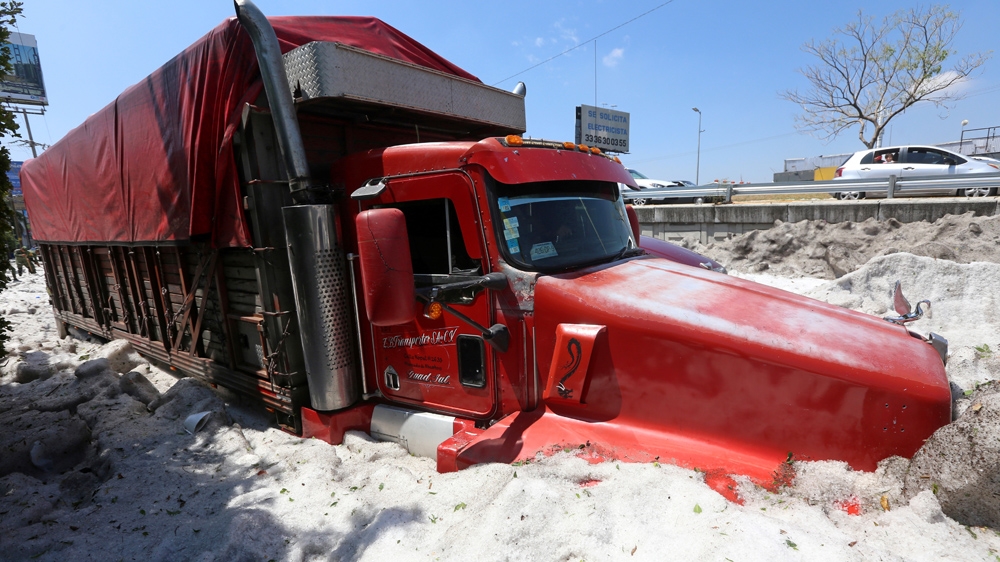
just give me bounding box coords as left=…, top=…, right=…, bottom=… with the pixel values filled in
left=781, top=5, right=991, bottom=149
left=0, top=1, right=25, bottom=357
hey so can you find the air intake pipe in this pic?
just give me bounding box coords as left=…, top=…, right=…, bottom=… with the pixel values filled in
left=234, top=0, right=313, bottom=204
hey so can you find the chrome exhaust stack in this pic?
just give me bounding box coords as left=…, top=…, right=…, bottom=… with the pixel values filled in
left=235, top=0, right=359, bottom=412
left=234, top=0, right=313, bottom=204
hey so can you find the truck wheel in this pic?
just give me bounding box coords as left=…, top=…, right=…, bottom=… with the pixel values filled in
left=632, top=198, right=647, bottom=206
left=837, top=191, right=863, bottom=200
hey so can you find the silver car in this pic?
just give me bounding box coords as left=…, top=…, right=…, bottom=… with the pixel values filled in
left=832, top=145, right=1000, bottom=200
left=620, top=170, right=707, bottom=205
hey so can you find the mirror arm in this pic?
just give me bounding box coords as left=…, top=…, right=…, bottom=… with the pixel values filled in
left=415, top=292, right=510, bottom=353
left=415, top=272, right=507, bottom=296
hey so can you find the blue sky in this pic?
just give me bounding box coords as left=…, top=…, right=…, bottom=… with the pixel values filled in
left=7, top=0, right=1000, bottom=183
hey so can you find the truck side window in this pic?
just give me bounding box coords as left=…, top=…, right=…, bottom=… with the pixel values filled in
left=387, top=198, right=481, bottom=279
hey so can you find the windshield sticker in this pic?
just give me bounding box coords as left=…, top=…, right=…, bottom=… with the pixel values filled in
left=507, top=239, right=520, bottom=254
left=503, top=227, right=519, bottom=240
left=503, top=217, right=519, bottom=229
left=530, top=242, right=558, bottom=260
left=498, top=197, right=511, bottom=212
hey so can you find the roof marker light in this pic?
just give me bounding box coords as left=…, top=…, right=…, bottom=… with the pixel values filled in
left=578, top=144, right=589, bottom=152
left=505, top=135, right=523, bottom=146
left=590, top=146, right=602, bottom=155
left=562, top=141, right=576, bottom=150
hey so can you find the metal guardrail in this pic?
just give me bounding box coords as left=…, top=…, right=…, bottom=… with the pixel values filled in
left=623, top=172, right=1000, bottom=203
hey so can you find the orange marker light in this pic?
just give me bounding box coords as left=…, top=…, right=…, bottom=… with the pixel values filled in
left=578, top=144, right=589, bottom=152
left=613, top=156, right=622, bottom=164
left=505, top=135, right=524, bottom=146
left=562, top=141, right=576, bottom=150
left=590, top=146, right=601, bottom=155
left=424, top=301, right=443, bottom=320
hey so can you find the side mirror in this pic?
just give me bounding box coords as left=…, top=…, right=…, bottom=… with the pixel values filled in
left=356, top=208, right=416, bottom=326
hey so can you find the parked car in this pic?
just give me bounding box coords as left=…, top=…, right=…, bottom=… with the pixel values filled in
left=832, top=145, right=1000, bottom=200
left=620, top=169, right=707, bottom=205
left=620, top=183, right=662, bottom=206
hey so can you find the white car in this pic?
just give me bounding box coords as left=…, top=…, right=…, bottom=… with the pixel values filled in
left=832, top=145, right=1000, bottom=200
left=620, top=169, right=706, bottom=205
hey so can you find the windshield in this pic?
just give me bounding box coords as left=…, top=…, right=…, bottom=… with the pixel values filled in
left=628, top=169, right=648, bottom=180
left=490, top=178, right=635, bottom=272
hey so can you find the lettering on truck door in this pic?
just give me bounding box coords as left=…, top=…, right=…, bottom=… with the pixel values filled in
left=372, top=174, right=496, bottom=419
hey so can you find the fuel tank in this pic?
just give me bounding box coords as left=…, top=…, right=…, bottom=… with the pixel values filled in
left=491, top=256, right=951, bottom=484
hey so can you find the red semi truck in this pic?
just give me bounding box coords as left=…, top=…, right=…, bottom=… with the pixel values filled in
left=22, top=1, right=951, bottom=497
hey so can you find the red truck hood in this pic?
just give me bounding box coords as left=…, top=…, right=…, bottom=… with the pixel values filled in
left=526, top=257, right=950, bottom=476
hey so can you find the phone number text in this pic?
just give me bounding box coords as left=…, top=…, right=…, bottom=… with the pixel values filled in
left=583, top=134, right=627, bottom=150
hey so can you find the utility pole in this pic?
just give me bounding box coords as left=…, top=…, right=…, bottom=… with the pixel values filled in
left=17, top=107, right=45, bottom=157
left=692, top=107, right=703, bottom=185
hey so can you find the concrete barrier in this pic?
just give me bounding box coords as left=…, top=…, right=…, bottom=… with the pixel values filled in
left=877, top=199, right=999, bottom=223
left=633, top=197, right=1000, bottom=244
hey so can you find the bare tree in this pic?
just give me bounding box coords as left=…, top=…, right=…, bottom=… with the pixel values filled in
left=781, top=5, right=991, bottom=149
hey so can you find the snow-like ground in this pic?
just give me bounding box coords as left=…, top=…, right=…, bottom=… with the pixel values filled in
left=2, top=253, right=1000, bottom=562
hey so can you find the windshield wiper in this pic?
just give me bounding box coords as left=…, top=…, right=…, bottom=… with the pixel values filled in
left=609, top=246, right=645, bottom=263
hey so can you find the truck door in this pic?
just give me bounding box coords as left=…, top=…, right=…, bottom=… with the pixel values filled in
left=370, top=173, right=497, bottom=419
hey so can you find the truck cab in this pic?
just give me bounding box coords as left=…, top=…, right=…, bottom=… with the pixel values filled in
left=329, top=137, right=637, bottom=424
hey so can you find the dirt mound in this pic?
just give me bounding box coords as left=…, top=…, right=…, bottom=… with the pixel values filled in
left=692, top=211, right=1000, bottom=279
left=904, top=381, right=1000, bottom=529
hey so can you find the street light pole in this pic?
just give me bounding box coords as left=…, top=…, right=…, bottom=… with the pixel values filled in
left=692, top=107, right=703, bottom=185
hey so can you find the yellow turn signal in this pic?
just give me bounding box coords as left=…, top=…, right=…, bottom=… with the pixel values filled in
left=424, top=301, right=443, bottom=320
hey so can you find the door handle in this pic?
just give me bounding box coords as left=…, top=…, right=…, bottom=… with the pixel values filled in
left=903, top=167, right=915, bottom=170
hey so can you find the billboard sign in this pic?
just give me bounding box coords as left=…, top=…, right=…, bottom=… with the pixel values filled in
left=7, top=160, right=21, bottom=197
left=0, top=32, right=47, bottom=106
left=575, top=104, right=629, bottom=153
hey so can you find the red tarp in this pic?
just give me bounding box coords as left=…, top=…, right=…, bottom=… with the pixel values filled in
left=21, top=17, right=479, bottom=247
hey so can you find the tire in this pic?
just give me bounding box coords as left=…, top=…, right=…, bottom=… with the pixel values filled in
left=632, top=198, right=647, bottom=206
left=694, top=197, right=705, bottom=205
left=837, top=191, right=864, bottom=200
left=961, top=187, right=997, bottom=197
